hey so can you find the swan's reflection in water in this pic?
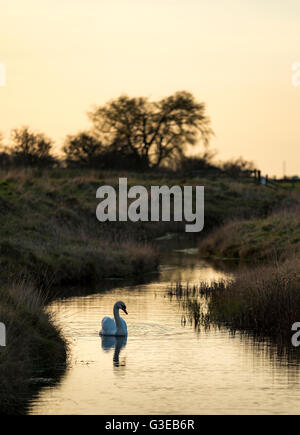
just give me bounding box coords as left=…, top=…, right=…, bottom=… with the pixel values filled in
left=100, top=336, right=127, bottom=368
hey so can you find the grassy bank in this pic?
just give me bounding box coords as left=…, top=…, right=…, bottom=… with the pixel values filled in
left=198, top=206, right=300, bottom=261
left=0, top=168, right=164, bottom=287
left=0, top=279, right=67, bottom=414
left=0, top=168, right=296, bottom=287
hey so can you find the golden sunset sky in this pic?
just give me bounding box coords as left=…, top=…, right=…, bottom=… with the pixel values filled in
left=1, top=0, right=300, bottom=176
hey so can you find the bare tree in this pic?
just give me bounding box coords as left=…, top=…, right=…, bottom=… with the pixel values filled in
left=11, top=126, right=55, bottom=167
left=88, top=91, right=213, bottom=169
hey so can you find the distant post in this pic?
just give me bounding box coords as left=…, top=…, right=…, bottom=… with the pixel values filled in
left=0, top=322, right=6, bottom=347
left=253, top=169, right=257, bottom=183
left=257, top=170, right=261, bottom=184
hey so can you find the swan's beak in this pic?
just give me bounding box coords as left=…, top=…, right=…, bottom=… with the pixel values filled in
left=122, top=308, right=128, bottom=315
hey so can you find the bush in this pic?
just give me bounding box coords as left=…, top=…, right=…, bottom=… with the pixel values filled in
left=63, top=132, right=103, bottom=168
left=222, top=157, right=255, bottom=177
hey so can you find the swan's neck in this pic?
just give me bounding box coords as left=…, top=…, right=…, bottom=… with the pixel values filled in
left=113, top=304, right=123, bottom=329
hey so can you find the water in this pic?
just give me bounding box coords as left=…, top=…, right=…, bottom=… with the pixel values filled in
left=29, top=243, right=300, bottom=415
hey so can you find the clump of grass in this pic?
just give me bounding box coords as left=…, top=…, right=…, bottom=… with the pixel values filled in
left=173, top=260, right=300, bottom=343
left=205, top=260, right=300, bottom=341
left=0, top=279, right=67, bottom=414
left=168, top=282, right=220, bottom=328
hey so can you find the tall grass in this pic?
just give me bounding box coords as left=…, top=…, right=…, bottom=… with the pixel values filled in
left=206, top=260, right=300, bottom=341
left=170, top=259, right=300, bottom=343
left=168, top=282, right=217, bottom=329
left=0, top=278, right=66, bottom=414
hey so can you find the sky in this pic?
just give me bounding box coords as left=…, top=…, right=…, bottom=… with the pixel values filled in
left=0, top=0, right=300, bottom=176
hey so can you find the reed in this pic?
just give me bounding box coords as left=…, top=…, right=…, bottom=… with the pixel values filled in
left=171, top=258, right=300, bottom=342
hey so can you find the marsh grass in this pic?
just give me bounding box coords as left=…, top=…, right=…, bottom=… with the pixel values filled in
left=0, top=278, right=67, bottom=414
left=170, top=259, right=300, bottom=343
left=168, top=282, right=218, bottom=329
left=206, top=260, right=300, bottom=341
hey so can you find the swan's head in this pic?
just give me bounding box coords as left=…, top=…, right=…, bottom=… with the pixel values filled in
left=116, top=300, right=128, bottom=315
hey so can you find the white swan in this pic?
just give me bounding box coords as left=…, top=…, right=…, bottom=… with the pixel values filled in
left=100, top=301, right=128, bottom=336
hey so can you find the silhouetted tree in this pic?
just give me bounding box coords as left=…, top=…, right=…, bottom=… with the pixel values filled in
left=222, top=157, right=255, bottom=177
left=0, top=133, right=12, bottom=169
left=88, top=91, right=213, bottom=169
left=63, top=132, right=103, bottom=167
left=11, top=126, right=56, bottom=167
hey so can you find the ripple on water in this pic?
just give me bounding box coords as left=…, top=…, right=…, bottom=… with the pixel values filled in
left=129, top=322, right=186, bottom=337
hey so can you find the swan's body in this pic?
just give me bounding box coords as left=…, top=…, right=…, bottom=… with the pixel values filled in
left=100, top=301, right=128, bottom=336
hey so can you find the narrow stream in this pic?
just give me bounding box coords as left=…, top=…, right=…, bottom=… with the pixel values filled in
left=29, top=240, right=300, bottom=415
